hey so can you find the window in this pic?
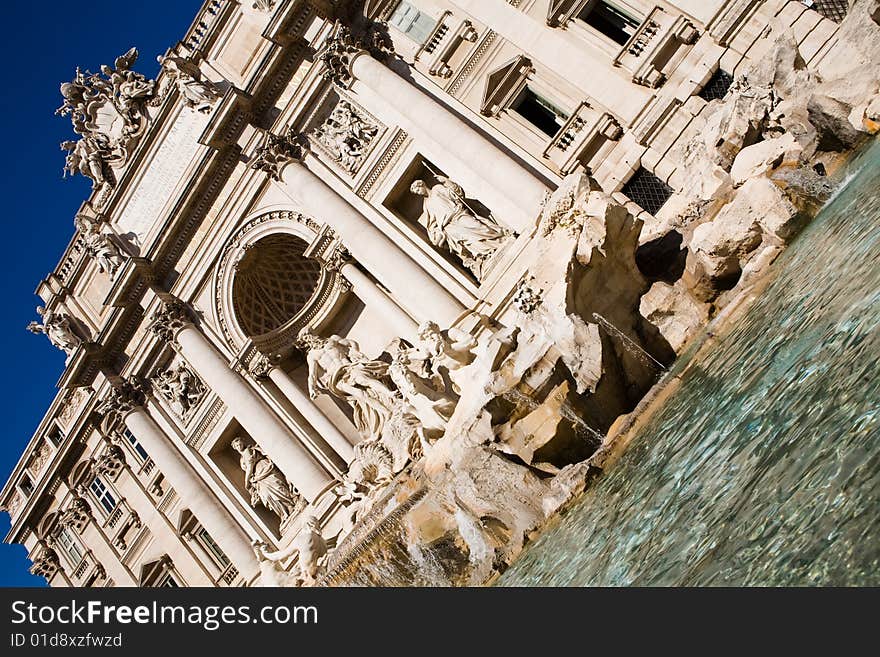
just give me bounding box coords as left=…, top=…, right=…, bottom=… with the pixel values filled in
left=578, top=1, right=640, bottom=46
left=196, top=527, right=231, bottom=569
left=47, top=427, right=63, bottom=447
left=19, top=475, right=34, bottom=497
left=56, top=527, right=83, bottom=567
left=389, top=1, right=437, bottom=44
left=511, top=86, right=570, bottom=138
left=89, top=477, right=117, bottom=515
left=123, top=429, right=149, bottom=463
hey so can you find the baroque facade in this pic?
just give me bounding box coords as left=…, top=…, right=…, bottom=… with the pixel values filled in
left=3, top=0, right=876, bottom=586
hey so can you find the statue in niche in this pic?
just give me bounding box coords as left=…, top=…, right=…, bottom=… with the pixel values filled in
left=300, top=330, right=399, bottom=441
left=153, top=363, right=205, bottom=417
left=410, top=176, right=513, bottom=280
left=414, top=321, right=477, bottom=393
left=26, top=306, right=82, bottom=354
left=313, top=101, right=379, bottom=173
left=75, top=215, right=125, bottom=274
left=231, top=437, right=304, bottom=524
left=157, top=55, right=222, bottom=113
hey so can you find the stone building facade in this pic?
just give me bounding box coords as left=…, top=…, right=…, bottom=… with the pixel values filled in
left=1, top=0, right=870, bottom=586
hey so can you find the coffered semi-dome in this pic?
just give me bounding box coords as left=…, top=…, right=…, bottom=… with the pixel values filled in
left=231, top=233, right=323, bottom=338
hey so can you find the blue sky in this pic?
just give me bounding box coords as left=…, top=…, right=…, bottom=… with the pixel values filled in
left=0, top=0, right=204, bottom=586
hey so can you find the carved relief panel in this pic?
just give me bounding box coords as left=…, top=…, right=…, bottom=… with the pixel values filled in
left=307, top=93, right=385, bottom=177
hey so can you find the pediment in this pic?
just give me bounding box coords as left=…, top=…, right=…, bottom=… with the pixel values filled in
left=480, top=55, right=533, bottom=117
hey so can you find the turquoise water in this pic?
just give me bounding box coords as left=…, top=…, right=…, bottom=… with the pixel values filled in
left=498, top=141, right=880, bottom=586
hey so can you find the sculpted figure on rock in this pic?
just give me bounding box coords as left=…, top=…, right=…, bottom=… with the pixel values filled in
left=300, top=330, right=398, bottom=440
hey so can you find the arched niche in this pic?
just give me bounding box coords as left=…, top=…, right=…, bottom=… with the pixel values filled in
left=214, top=209, right=350, bottom=357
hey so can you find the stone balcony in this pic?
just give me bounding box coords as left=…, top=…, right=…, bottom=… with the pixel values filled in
left=414, top=10, right=480, bottom=79
left=543, top=103, right=622, bottom=173
left=613, top=6, right=699, bottom=88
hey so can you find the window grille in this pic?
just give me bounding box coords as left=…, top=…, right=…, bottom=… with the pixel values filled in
left=804, top=0, right=849, bottom=23
left=622, top=168, right=673, bottom=215
left=698, top=68, right=734, bottom=101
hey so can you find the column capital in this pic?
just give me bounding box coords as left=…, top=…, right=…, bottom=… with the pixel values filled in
left=248, top=353, right=280, bottom=380
left=149, top=296, right=194, bottom=343
left=319, top=22, right=393, bottom=87
left=249, top=128, right=308, bottom=181
left=98, top=376, right=150, bottom=426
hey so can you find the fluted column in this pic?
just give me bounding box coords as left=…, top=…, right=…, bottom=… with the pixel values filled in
left=251, top=356, right=356, bottom=462
left=104, top=380, right=259, bottom=580
left=150, top=298, right=333, bottom=502
left=251, top=139, right=465, bottom=327
left=332, top=43, right=550, bottom=231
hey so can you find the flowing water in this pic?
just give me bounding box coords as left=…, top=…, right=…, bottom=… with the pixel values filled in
left=498, top=140, right=880, bottom=586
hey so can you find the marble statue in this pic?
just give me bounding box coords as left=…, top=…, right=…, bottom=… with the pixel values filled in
left=252, top=515, right=328, bottom=587
left=313, top=100, right=379, bottom=172
left=410, top=176, right=512, bottom=279
left=414, top=321, right=477, bottom=393
left=27, top=306, right=82, bottom=354
left=75, top=215, right=125, bottom=274
left=56, top=48, right=155, bottom=186
left=231, top=437, right=303, bottom=524
left=300, top=330, right=398, bottom=440
left=157, top=55, right=221, bottom=113
left=387, top=346, right=456, bottom=438
left=153, top=363, right=206, bottom=417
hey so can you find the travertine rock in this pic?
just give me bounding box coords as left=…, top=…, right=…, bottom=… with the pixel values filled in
left=639, top=281, right=710, bottom=353
left=730, top=133, right=801, bottom=186
left=808, top=93, right=865, bottom=152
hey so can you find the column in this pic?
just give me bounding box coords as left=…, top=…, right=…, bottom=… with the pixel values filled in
left=262, top=365, right=357, bottom=460
left=347, top=52, right=550, bottom=230
left=448, top=0, right=650, bottom=124
left=118, top=401, right=259, bottom=580
left=275, top=159, right=464, bottom=326
left=341, top=261, right=419, bottom=342
left=152, top=304, right=333, bottom=503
